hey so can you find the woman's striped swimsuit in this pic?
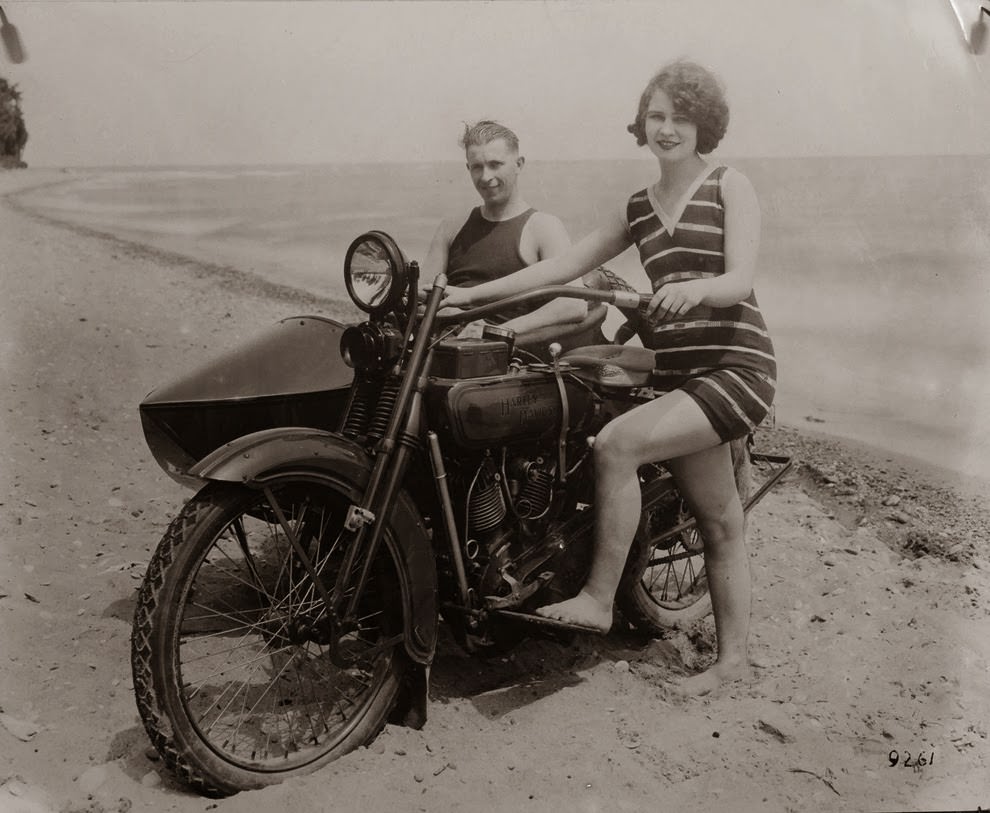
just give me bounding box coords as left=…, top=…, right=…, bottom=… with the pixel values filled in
left=625, top=164, right=776, bottom=442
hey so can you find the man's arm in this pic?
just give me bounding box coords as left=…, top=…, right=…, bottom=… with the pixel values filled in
left=421, top=216, right=458, bottom=288
left=500, top=212, right=586, bottom=334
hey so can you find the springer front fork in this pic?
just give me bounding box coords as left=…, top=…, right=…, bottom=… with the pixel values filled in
left=310, top=275, right=449, bottom=643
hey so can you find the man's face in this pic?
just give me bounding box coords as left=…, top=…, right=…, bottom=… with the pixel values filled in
left=465, top=138, right=523, bottom=207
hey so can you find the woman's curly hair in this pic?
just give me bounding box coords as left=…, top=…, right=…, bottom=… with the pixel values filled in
left=627, top=60, right=729, bottom=155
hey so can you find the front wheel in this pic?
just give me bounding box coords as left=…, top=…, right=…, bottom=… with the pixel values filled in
left=131, top=477, right=406, bottom=796
left=617, top=438, right=752, bottom=633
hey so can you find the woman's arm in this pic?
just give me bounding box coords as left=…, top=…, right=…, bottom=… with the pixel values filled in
left=442, top=210, right=632, bottom=309
left=501, top=211, right=586, bottom=331
left=706, top=167, right=761, bottom=304
left=646, top=168, right=761, bottom=320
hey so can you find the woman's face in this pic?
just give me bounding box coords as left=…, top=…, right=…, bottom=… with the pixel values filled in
left=643, top=88, right=698, bottom=162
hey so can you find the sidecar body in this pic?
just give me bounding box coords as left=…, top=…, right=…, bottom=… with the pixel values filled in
left=140, top=315, right=354, bottom=488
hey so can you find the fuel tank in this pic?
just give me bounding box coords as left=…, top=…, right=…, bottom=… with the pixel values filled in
left=425, top=368, right=597, bottom=451
left=140, top=315, right=354, bottom=486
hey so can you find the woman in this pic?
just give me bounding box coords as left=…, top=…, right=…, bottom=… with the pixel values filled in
left=442, top=60, right=776, bottom=696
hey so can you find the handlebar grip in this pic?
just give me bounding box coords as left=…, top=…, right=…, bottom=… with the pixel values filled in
left=611, top=290, right=652, bottom=310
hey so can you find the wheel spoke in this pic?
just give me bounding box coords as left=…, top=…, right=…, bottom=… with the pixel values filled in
left=638, top=499, right=708, bottom=611
left=141, top=479, right=404, bottom=779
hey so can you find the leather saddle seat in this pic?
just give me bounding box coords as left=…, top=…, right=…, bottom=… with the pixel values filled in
left=559, top=344, right=657, bottom=388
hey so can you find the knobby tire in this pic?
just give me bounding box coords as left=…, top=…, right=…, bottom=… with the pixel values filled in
left=131, top=479, right=405, bottom=796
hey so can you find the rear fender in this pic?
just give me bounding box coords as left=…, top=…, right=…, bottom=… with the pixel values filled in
left=189, top=428, right=438, bottom=665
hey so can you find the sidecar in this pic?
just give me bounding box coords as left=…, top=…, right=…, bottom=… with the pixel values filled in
left=139, top=315, right=354, bottom=489
left=140, top=288, right=612, bottom=489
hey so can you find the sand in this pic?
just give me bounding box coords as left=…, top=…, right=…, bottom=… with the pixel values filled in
left=1, top=168, right=988, bottom=813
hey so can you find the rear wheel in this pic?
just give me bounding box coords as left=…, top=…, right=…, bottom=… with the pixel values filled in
left=131, top=478, right=405, bottom=795
left=618, top=437, right=752, bottom=633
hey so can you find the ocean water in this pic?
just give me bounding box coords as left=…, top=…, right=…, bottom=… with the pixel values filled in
left=17, top=156, right=990, bottom=480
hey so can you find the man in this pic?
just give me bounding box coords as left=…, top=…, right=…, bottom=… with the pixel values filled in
left=424, top=120, right=588, bottom=335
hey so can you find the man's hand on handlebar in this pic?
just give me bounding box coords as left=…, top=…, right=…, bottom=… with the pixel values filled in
left=419, top=280, right=474, bottom=307
left=439, top=284, right=474, bottom=310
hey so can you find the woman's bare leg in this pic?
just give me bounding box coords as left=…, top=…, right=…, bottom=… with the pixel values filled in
left=535, top=391, right=722, bottom=630
left=666, top=444, right=751, bottom=695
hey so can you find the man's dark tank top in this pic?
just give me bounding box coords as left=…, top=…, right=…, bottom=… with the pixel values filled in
left=446, top=206, right=535, bottom=323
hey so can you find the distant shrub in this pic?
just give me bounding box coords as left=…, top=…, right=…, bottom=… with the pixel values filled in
left=0, top=75, right=28, bottom=167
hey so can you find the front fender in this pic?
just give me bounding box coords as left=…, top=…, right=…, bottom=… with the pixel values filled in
left=189, top=426, right=371, bottom=484
left=189, top=428, right=437, bottom=665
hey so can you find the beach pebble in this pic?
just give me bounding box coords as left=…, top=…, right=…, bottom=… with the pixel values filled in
left=140, top=770, right=162, bottom=788
left=0, top=712, right=39, bottom=742
left=77, top=764, right=108, bottom=794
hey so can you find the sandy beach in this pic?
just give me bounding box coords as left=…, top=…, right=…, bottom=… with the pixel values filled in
left=2, top=167, right=989, bottom=812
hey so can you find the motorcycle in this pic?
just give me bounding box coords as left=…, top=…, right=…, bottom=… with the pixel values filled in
left=131, top=230, right=792, bottom=796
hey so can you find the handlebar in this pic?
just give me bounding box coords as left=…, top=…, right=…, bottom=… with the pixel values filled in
left=434, top=285, right=651, bottom=325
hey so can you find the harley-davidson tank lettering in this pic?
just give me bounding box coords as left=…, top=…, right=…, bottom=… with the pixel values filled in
left=131, top=230, right=791, bottom=795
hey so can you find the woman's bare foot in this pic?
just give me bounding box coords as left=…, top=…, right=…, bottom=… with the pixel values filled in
left=534, top=590, right=612, bottom=632
left=672, top=658, right=751, bottom=697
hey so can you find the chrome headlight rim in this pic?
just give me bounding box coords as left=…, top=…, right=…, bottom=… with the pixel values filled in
left=343, top=230, right=408, bottom=315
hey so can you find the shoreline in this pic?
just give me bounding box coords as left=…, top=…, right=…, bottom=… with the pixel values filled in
left=1, top=169, right=355, bottom=319
left=3, top=168, right=987, bottom=498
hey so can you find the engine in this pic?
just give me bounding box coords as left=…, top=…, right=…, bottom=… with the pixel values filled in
left=447, top=435, right=595, bottom=609
left=419, top=337, right=600, bottom=601
left=463, top=451, right=559, bottom=540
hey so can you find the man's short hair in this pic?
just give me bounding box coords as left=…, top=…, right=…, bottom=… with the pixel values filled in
left=459, top=120, right=520, bottom=153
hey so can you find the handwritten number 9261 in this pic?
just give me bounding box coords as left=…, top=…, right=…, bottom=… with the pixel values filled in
left=888, top=750, right=934, bottom=768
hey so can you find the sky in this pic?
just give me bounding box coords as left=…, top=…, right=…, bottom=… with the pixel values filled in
left=1, top=0, right=989, bottom=167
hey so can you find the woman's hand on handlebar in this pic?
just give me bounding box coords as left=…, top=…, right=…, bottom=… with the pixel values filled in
left=646, top=279, right=705, bottom=322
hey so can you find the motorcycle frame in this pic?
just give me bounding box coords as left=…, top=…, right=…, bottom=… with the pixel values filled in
left=277, top=277, right=630, bottom=643
left=327, top=278, right=686, bottom=629
left=183, top=273, right=793, bottom=666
